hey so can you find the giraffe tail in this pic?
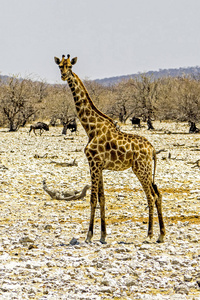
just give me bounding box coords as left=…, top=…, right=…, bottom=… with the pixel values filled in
left=152, top=149, right=157, bottom=185
left=152, top=149, right=161, bottom=197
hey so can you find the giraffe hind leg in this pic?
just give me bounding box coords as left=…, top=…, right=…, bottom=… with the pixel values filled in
left=152, top=183, right=166, bottom=243
left=133, top=166, right=156, bottom=240
left=146, top=187, right=155, bottom=240
left=133, top=161, right=165, bottom=243
left=139, top=181, right=155, bottom=240
left=144, top=182, right=166, bottom=242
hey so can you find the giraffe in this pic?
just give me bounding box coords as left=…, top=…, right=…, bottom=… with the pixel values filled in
left=54, top=54, right=166, bottom=244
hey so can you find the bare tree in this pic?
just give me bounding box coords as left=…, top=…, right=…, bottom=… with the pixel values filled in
left=107, top=79, right=139, bottom=123
left=45, top=84, right=75, bottom=126
left=130, top=75, right=159, bottom=121
left=84, top=79, right=114, bottom=114
left=175, top=77, right=200, bottom=121
left=0, top=77, right=34, bottom=131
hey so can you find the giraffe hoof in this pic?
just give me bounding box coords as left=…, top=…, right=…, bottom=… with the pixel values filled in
left=143, top=235, right=153, bottom=244
left=143, top=239, right=151, bottom=244
left=85, top=231, right=93, bottom=243
left=147, top=234, right=153, bottom=240
left=100, top=239, right=107, bottom=244
left=156, top=235, right=164, bottom=243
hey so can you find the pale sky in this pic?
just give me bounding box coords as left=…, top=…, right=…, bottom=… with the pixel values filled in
left=1, top=0, right=200, bottom=83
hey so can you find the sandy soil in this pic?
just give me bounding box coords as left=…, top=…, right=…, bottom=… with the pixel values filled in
left=0, top=121, right=200, bottom=299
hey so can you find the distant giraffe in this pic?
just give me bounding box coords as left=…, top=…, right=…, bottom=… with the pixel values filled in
left=54, top=54, right=165, bottom=243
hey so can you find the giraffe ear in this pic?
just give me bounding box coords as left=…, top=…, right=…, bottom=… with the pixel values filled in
left=71, top=57, right=77, bottom=65
left=54, top=57, right=60, bottom=65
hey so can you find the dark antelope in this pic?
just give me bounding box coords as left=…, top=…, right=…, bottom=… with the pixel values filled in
left=29, top=122, right=49, bottom=135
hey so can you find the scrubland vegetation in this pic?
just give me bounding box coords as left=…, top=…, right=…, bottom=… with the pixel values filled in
left=0, top=73, right=200, bottom=131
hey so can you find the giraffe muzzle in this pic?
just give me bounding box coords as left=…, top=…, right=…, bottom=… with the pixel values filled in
left=61, top=74, right=67, bottom=81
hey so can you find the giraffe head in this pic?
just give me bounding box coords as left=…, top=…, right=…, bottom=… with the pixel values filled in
left=54, top=54, right=77, bottom=81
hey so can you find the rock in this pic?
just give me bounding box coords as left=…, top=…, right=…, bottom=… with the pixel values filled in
left=174, top=283, right=189, bottom=295
left=69, top=237, right=79, bottom=245
left=19, top=236, right=35, bottom=244
left=125, top=279, right=136, bottom=287
left=44, top=224, right=53, bottom=230
left=99, top=286, right=114, bottom=293
left=46, top=261, right=56, bottom=268
left=184, top=274, right=192, bottom=282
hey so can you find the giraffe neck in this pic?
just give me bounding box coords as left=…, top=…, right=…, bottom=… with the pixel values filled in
left=67, top=72, right=116, bottom=139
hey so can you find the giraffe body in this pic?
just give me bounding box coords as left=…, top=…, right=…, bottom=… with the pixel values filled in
left=54, top=54, right=165, bottom=243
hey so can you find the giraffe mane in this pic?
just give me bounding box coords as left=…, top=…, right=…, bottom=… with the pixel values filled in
left=73, top=73, right=116, bottom=127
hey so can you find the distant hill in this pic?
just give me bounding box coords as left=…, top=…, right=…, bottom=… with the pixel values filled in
left=95, top=66, right=200, bottom=86
left=1, top=66, right=200, bottom=86
left=0, top=74, right=10, bottom=82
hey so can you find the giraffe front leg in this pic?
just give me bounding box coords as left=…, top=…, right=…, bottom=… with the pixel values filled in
left=85, top=171, right=99, bottom=243
left=98, top=174, right=106, bottom=244
left=85, top=193, right=97, bottom=243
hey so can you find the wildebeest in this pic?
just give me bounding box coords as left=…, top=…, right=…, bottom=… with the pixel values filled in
left=189, top=121, right=200, bottom=133
left=29, top=122, right=49, bottom=135
left=147, top=117, right=154, bottom=130
left=62, top=118, right=77, bottom=135
left=130, top=116, right=141, bottom=127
